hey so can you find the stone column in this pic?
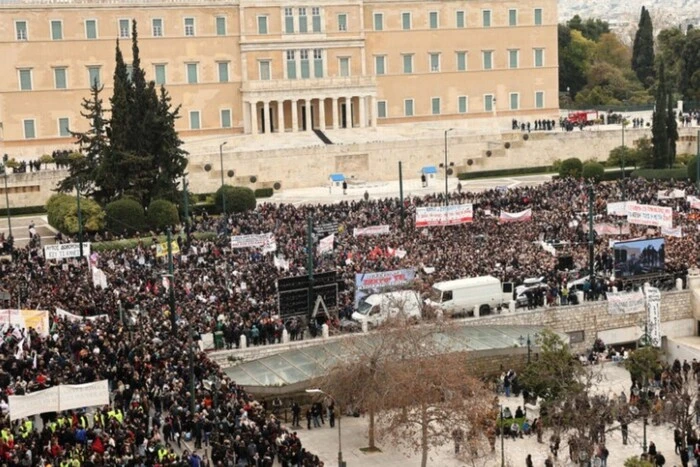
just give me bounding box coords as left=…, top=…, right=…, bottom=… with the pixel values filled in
left=291, top=99, right=298, bottom=132
left=370, top=96, right=377, bottom=128
left=277, top=100, right=285, bottom=133
left=250, top=101, right=258, bottom=134
left=262, top=101, right=271, bottom=134
left=359, top=96, right=366, bottom=128
left=318, top=98, right=326, bottom=131
left=331, top=97, right=339, bottom=129
left=344, top=96, right=352, bottom=129
left=302, top=98, right=310, bottom=131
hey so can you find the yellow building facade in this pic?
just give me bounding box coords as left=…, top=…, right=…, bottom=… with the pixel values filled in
left=0, top=0, right=558, bottom=152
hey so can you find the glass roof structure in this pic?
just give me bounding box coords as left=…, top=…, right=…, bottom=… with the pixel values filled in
left=225, top=325, right=555, bottom=391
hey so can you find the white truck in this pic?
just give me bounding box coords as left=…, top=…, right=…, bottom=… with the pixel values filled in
left=351, top=290, right=423, bottom=328
left=426, top=275, right=513, bottom=317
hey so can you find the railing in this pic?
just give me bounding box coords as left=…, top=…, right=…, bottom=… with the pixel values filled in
left=241, top=75, right=376, bottom=93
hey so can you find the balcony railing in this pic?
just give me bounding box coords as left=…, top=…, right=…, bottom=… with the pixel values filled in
left=241, top=76, right=376, bottom=93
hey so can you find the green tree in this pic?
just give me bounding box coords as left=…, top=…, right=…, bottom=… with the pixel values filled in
left=215, top=185, right=257, bottom=213
left=688, top=155, right=699, bottom=183
left=582, top=161, right=605, bottom=180
left=634, top=136, right=655, bottom=168
left=559, top=26, right=594, bottom=98
left=651, top=61, right=670, bottom=169
left=624, top=347, right=662, bottom=384
left=607, top=145, right=638, bottom=168
left=632, top=7, right=655, bottom=87
left=680, top=28, right=700, bottom=100
left=667, top=93, right=678, bottom=168
left=559, top=157, right=583, bottom=178
left=45, top=194, right=105, bottom=234
left=105, top=198, right=146, bottom=235
left=568, top=15, right=610, bottom=41
left=657, top=28, right=687, bottom=93
left=147, top=199, right=180, bottom=231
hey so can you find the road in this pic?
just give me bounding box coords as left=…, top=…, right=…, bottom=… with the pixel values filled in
left=0, top=215, right=57, bottom=248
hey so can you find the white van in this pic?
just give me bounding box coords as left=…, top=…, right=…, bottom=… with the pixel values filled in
left=351, top=290, right=422, bottom=328
left=426, top=276, right=512, bottom=317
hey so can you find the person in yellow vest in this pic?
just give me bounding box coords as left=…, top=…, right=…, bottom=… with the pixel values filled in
left=78, top=414, right=88, bottom=429
left=158, top=445, right=169, bottom=462
left=114, top=408, right=123, bottom=424
left=48, top=420, right=58, bottom=433
left=0, top=427, right=11, bottom=442
left=19, top=419, right=33, bottom=438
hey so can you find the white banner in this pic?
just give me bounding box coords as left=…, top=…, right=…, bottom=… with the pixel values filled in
left=415, top=204, right=473, bottom=227
left=9, top=380, right=109, bottom=421
left=353, top=225, right=390, bottom=237
left=687, top=196, right=700, bottom=209
left=55, top=307, right=108, bottom=323
left=662, top=226, right=683, bottom=238
left=0, top=309, right=50, bottom=336
left=626, top=203, right=673, bottom=228
left=43, top=243, right=91, bottom=260
left=645, top=286, right=662, bottom=348
left=657, top=189, right=685, bottom=199
left=91, top=267, right=108, bottom=290
left=607, top=290, right=646, bottom=315
left=318, top=234, right=334, bottom=254
left=499, top=208, right=532, bottom=223
left=230, top=233, right=276, bottom=253
left=9, top=387, right=60, bottom=421
left=607, top=201, right=631, bottom=216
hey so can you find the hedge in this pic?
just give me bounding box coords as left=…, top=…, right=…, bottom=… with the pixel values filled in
left=105, top=198, right=146, bottom=235
left=559, top=158, right=583, bottom=178
left=690, top=155, right=699, bottom=183
left=630, top=168, right=689, bottom=180
left=46, top=194, right=105, bottom=234
left=254, top=188, right=274, bottom=198
left=581, top=161, right=605, bottom=181
left=457, top=166, right=554, bottom=180
left=599, top=169, right=627, bottom=181
left=1, top=205, right=46, bottom=216
left=91, top=231, right=216, bottom=252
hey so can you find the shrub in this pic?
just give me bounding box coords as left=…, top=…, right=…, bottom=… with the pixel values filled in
left=632, top=168, right=688, bottom=181
left=215, top=185, right=256, bottom=213
left=46, top=194, right=74, bottom=233
left=689, top=155, right=699, bottom=183
left=254, top=188, right=274, bottom=198
left=599, top=169, right=626, bottom=181
left=581, top=161, right=605, bottom=181
left=147, top=199, right=180, bottom=231
left=558, top=157, right=583, bottom=178
left=6, top=205, right=46, bottom=216
left=676, top=153, right=694, bottom=167
left=105, top=198, right=146, bottom=236
left=46, top=193, right=105, bottom=234
left=457, top=166, right=554, bottom=180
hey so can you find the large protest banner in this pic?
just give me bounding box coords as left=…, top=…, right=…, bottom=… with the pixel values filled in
left=0, top=309, right=50, bottom=336
left=230, top=233, right=277, bottom=253
left=318, top=234, right=334, bottom=254
left=607, top=290, right=645, bottom=315
left=155, top=241, right=180, bottom=258
left=657, top=189, right=685, bottom=200
left=645, top=287, right=662, bottom=348
left=56, top=307, right=108, bottom=323
left=688, top=196, right=700, bottom=210
left=354, top=268, right=415, bottom=306
left=499, top=208, right=532, bottom=223
left=353, top=225, right=391, bottom=237
left=626, top=203, right=673, bottom=228
left=415, top=204, right=473, bottom=227
left=607, top=201, right=631, bottom=216
left=44, top=243, right=91, bottom=260
left=9, top=380, right=109, bottom=421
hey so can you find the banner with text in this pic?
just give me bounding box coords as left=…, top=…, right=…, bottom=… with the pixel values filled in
left=657, top=189, right=685, bottom=200
left=9, top=380, right=109, bottom=421
left=353, top=225, right=391, bottom=237
left=415, top=204, right=473, bottom=227
left=318, top=234, right=334, bottom=255
left=687, top=196, right=700, bottom=210
left=645, top=287, right=662, bottom=348
left=607, top=201, right=631, bottom=216
left=354, top=268, right=415, bottom=307
left=662, top=226, right=683, bottom=238
left=499, top=208, right=532, bottom=223
left=230, top=233, right=277, bottom=253
left=0, top=309, right=50, bottom=336
left=626, top=203, right=673, bottom=229
left=155, top=241, right=180, bottom=258
left=607, top=290, right=646, bottom=315
left=44, top=243, right=91, bottom=260
left=55, top=307, right=109, bottom=323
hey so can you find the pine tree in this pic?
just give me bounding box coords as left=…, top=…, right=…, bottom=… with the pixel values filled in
left=632, top=7, right=655, bottom=87
left=666, top=94, right=678, bottom=169
left=651, top=61, right=669, bottom=169
left=150, top=85, right=188, bottom=202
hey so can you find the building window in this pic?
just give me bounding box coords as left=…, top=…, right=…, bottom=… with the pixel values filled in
left=259, top=60, right=271, bottom=80
left=154, top=64, right=166, bottom=85
left=286, top=50, right=296, bottom=79
left=534, top=8, right=543, bottom=26
left=339, top=57, right=350, bottom=77
left=338, top=13, right=347, bottom=31
left=119, top=19, right=130, bottom=38
left=298, top=8, right=308, bottom=33
left=535, top=91, right=545, bottom=109
left=186, top=63, right=198, bottom=84
left=216, top=16, right=226, bottom=36
left=402, top=54, right=413, bottom=74
left=509, top=49, right=519, bottom=69
left=402, top=12, right=411, bottom=30
left=429, top=11, right=438, bottom=29
left=482, top=10, right=491, bottom=27
left=184, top=17, right=195, bottom=36
left=458, top=96, right=468, bottom=113
left=221, top=109, right=232, bottom=128
left=258, top=16, right=268, bottom=34
left=482, top=51, right=493, bottom=70
left=23, top=119, right=36, bottom=139
left=54, top=67, right=67, bottom=89
left=218, top=62, right=229, bottom=83
left=429, top=53, right=440, bottom=72
left=312, top=7, right=321, bottom=32
left=456, top=51, right=467, bottom=71
left=509, top=9, right=518, bottom=26
left=510, top=92, right=519, bottom=110
left=375, top=55, right=386, bottom=75
left=373, top=13, right=383, bottom=31
left=85, top=19, right=97, bottom=39
left=534, top=48, right=544, bottom=67
left=50, top=20, right=63, bottom=40
left=567, top=330, right=585, bottom=344
left=431, top=97, right=441, bottom=115
left=313, top=49, right=323, bottom=78
left=284, top=8, right=294, bottom=34
left=300, top=49, right=310, bottom=78
left=18, top=69, right=32, bottom=91
left=87, top=66, right=101, bottom=87
left=15, top=21, right=28, bottom=41
left=377, top=100, right=387, bottom=118
left=404, top=99, right=414, bottom=117
left=456, top=11, right=465, bottom=28
left=484, top=94, right=494, bottom=112
left=152, top=18, right=163, bottom=37
left=58, top=118, right=71, bottom=137
left=189, top=111, right=200, bottom=130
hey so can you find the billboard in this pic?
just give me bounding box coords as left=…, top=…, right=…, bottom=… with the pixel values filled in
left=613, top=237, right=665, bottom=278
left=354, top=269, right=415, bottom=307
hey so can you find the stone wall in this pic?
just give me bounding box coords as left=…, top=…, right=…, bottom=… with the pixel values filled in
left=1, top=169, right=66, bottom=208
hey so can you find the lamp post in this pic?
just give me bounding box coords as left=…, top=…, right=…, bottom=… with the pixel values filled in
left=182, top=175, right=190, bottom=229
left=518, top=334, right=532, bottom=363
left=500, top=405, right=505, bottom=467
left=1, top=154, right=12, bottom=240
left=566, top=86, right=571, bottom=115
left=219, top=141, right=228, bottom=215
left=76, top=178, right=84, bottom=258
left=444, top=128, right=454, bottom=206
left=621, top=118, right=628, bottom=201
left=307, top=388, right=343, bottom=467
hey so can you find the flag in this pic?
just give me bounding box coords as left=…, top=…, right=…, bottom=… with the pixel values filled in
left=156, top=241, right=180, bottom=258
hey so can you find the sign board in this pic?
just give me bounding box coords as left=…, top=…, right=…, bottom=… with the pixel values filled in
left=607, top=290, right=645, bottom=315
left=355, top=268, right=415, bottom=307
left=415, top=204, right=473, bottom=227
left=607, top=201, right=630, bottom=216
left=314, top=222, right=339, bottom=235
left=353, top=225, right=390, bottom=237
left=645, top=286, right=662, bottom=348
left=277, top=272, right=339, bottom=318
left=230, top=233, right=276, bottom=250
left=44, top=243, right=91, bottom=260
left=0, top=309, right=50, bottom=336
left=626, top=203, right=673, bottom=228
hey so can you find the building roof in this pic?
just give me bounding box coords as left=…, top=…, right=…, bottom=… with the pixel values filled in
left=329, top=173, right=345, bottom=182
left=421, top=166, right=437, bottom=174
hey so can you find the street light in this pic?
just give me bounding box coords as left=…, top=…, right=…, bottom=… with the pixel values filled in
left=219, top=141, right=228, bottom=215
left=518, top=334, right=532, bottom=364
left=444, top=128, right=454, bottom=206
left=1, top=154, right=12, bottom=240
left=306, top=388, right=344, bottom=467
